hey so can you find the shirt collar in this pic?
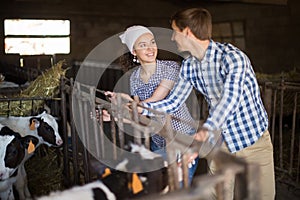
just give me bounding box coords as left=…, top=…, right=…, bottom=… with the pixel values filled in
left=185, top=40, right=218, bottom=64
left=202, top=39, right=218, bottom=63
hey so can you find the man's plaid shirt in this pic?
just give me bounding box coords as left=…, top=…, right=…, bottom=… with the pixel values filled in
left=142, top=40, right=268, bottom=153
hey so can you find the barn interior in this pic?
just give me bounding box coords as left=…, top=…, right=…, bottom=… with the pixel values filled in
left=0, top=0, right=300, bottom=199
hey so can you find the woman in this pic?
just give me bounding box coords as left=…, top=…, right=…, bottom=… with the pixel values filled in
left=116, top=25, right=199, bottom=185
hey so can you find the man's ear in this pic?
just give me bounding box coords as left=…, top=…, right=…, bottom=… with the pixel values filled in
left=181, top=27, right=190, bottom=36
left=185, top=27, right=195, bottom=37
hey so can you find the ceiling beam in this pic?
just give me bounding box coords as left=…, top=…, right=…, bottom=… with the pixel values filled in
left=240, top=0, right=287, bottom=5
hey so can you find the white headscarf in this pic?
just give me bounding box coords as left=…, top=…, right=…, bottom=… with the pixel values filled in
left=119, top=25, right=153, bottom=54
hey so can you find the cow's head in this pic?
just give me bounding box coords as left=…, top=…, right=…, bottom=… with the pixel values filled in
left=0, top=125, right=39, bottom=181
left=115, top=143, right=166, bottom=172
left=29, top=111, right=63, bottom=147
left=90, top=143, right=168, bottom=198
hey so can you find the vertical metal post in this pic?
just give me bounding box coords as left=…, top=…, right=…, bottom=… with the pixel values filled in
left=116, top=94, right=125, bottom=149
left=60, top=77, right=70, bottom=187
left=289, top=93, right=297, bottom=175
left=131, top=100, right=141, bottom=145
left=90, top=87, right=101, bottom=159
left=271, top=89, right=277, bottom=144
left=82, top=100, right=91, bottom=183
left=70, top=79, right=80, bottom=185
left=110, top=108, right=117, bottom=160
left=97, top=104, right=105, bottom=159
left=279, top=80, right=284, bottom=168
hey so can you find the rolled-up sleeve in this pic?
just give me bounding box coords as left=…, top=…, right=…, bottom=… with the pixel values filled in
left=142, top=68, right=193, bottom=115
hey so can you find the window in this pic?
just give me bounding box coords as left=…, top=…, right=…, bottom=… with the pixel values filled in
left=4, top=19, right=70, bottom=55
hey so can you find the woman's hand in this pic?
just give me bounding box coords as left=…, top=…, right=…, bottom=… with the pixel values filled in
left=104, top=91, right=134, bottom=103
left=104, top=91, right=116, bottom=102
left=102, top=109, right=111, bottom=121
left=194, top=128, right=209, bottom=142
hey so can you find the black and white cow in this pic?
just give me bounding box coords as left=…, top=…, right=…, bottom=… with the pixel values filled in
left=36, top=180, right=116, bottom=200
left=0, top=123, right=39, bottom=200
left=36, top=143, right=168, bottom=200
left=0, top=111, right=63, bottom=148
left=114, top=143, right=169, bottom=196
left=0, top=111, right=63, bottom=200
left=88, top=142, right=168, bottom=199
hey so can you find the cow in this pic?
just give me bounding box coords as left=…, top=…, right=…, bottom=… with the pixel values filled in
left=36, top=180, right=116, bottom=200
left=0, top=111, right=63, bottom=148
left=36, top=143, right=168, bottom=200
left=89, top=143, right=169, bottom=198
left=0, top=111, right=63, bottom=200
left=0, top=123, right=39, bottom=200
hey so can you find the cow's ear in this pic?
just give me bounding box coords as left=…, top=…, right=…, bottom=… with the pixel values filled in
left=29, top=118, right=40, bottom=130
left=27, top=140, right=35, bottom=154
left=22, top=135, right=39, bottom=154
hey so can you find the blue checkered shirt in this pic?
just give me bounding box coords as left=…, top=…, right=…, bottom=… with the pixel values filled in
left=142, top=40, right=269, bottom=153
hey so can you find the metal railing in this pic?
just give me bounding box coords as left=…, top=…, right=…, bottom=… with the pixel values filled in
left=61, top=77, right=261, bottom=199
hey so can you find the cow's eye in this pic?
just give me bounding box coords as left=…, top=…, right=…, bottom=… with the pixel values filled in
left=10, top=149, right=17, bottom=156
left=6, top=148, right=18, bottom=161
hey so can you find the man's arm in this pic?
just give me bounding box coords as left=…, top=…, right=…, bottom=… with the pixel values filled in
left=141, top=72, right=193, bottom=115
left=203, top=51, right=247, bottom=131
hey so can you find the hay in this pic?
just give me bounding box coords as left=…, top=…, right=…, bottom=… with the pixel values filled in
left=0, top=60, right=68, bottom=116
left=25, top=146, right=65, bottom=198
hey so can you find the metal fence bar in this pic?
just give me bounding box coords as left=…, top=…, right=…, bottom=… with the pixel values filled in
left=271, top=89, right=277, bottom=144
left=297, top=122, right=300, bottom=183
left=110, top=114, right=118, bottom=160
left=289, top=92, right=297, bottom=175
left=62, top=77, right=300, bottom=199
left=69, top=79, right=80, bottom=185
left=82, top=99, right=91, bottom=183
left=131, top=100, right=142, bottom=145
left=96, top=105, right=105, bottom=159
left=116, top=94, right=125, bottom=149
left=262, top=81, right=300, bottom=185
left=60, top=77, right=70, bottom=187
left=279, top=82, right=284, bottom=169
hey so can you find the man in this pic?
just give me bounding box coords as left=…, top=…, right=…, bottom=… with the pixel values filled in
left=141, top=7, right=275, bottom=200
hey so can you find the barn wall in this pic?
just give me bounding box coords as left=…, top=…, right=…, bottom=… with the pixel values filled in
left=0, top=0, right=299, bottom=75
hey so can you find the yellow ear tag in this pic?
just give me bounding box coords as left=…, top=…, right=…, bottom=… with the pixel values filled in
left=29, top=121, right=36, bottom=130
left=132, top=173, right=143, bottom=194
left=28, top=140, right=35, bottom=154
left=102, top=168, right=111, bottom=178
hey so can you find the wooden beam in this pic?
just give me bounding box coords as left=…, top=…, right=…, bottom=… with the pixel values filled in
left=239, top=0, right=287, bottom=5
